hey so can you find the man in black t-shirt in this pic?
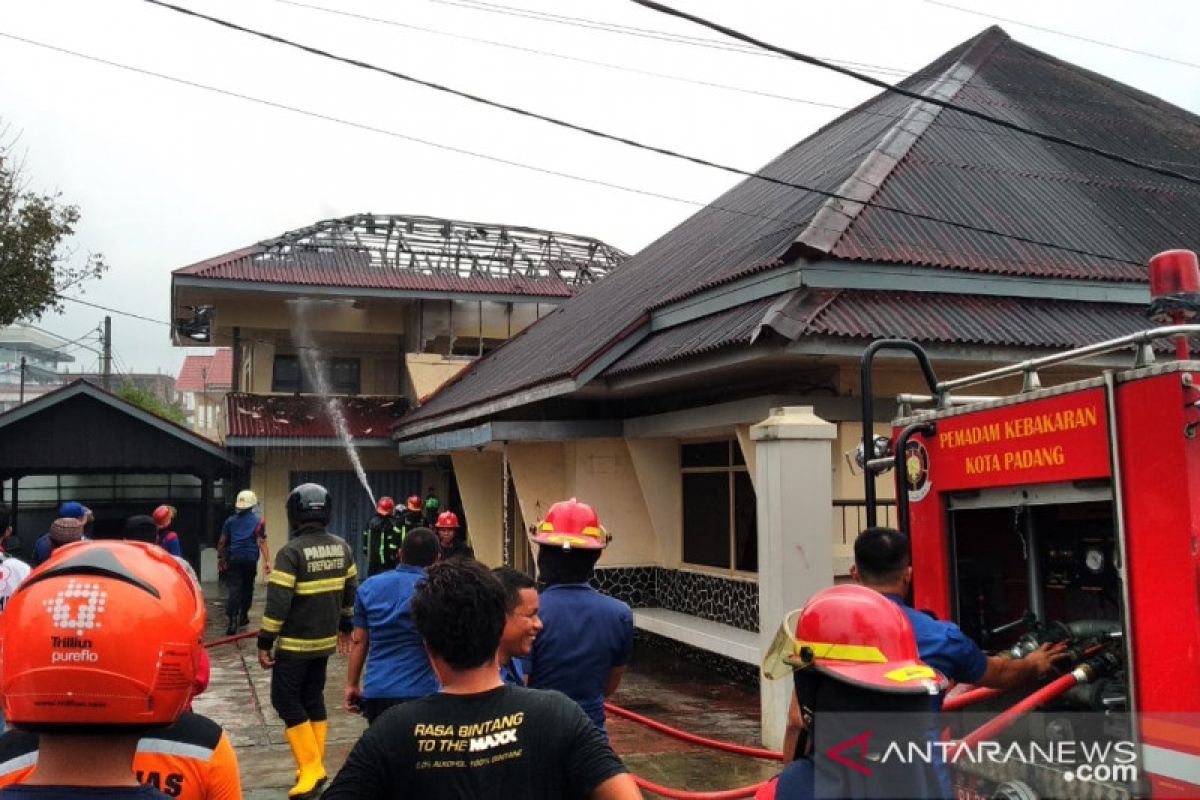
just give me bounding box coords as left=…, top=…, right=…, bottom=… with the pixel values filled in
left=324, top=560, right=639, bottom=800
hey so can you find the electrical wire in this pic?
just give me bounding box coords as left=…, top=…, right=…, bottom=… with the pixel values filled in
left=0, top=30, right=811, bottom=231
left=627, top=0, right=1200, bottom=186
left=269, top=0, right=1200, bottom=170
left=922, top=0, right=1200, bottom=70
left=134, top=0, right=1146, bottom=267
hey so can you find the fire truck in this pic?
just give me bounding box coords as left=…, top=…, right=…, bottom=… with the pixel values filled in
left=856, top=251, right=1200, bottom=799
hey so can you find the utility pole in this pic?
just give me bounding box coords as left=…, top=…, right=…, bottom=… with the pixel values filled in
left=101, top=315, right=112, bottom=391
left=18, top=356, right=26, bottom=404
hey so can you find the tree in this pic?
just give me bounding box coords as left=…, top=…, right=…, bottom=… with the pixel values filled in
left=117, top=383, right=189, bottom=426
left=0, top=133, right=106, bottom=325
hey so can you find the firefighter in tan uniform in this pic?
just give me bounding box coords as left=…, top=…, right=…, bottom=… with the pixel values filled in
left=258, top=483, right=358, bottom=800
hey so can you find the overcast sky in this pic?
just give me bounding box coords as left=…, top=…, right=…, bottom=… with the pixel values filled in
left=2, top=0, right=1198, bottom=375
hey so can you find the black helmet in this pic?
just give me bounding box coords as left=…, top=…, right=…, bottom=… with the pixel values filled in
left=286, top=483, right=332, bottom=529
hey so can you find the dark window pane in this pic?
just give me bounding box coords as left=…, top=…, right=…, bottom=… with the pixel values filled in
left=682, top=473, right=730, bottom=568
left=682, top=441, right=730, bottom=468
left=329, top=358, right=361, bottom=394
left=732, top=442, right=746, bottom=466
left=272, top=356, right=303, bottom=392
left=734, top=471, right=758, bottom=572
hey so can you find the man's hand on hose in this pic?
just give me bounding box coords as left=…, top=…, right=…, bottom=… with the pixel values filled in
left=1026, top=641, right=1070, bottom=677
left=258, top=649, right=275, bottom=670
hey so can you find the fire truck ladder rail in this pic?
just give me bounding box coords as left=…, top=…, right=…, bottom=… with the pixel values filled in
left=936, top=324, right=1200, bottom=396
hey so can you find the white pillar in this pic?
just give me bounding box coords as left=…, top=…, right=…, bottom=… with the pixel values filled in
left=752, top=406, right=836, bottom=750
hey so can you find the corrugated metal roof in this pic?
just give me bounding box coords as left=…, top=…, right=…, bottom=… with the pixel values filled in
left=226, top=394, right=406, bottom=441
left=605, top=289, right=1161, bottom=377
left=176, top=247, right=575, bottom=298
left=176, top=349, right=232, bottom=392
left=400, top=26, right=1200, bottom=430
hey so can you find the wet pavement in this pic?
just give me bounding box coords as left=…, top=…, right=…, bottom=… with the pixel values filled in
left=196, top=583, right=782, bottom=798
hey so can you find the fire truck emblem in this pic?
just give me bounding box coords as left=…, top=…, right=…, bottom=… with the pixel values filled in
left=905, top=441, right=931, bottom=502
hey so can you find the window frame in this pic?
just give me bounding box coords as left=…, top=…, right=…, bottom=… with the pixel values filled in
left=271, top=355, right=361, bottom=395
left=679, top=437, right=757, bottom=576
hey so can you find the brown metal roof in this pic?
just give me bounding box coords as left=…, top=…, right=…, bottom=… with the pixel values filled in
left=226, top=394, right=406, bottom=441
left=400, top=26, right=1200, bottom=431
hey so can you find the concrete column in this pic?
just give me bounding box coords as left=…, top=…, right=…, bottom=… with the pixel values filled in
left=752, top=406, right=836, bottom=750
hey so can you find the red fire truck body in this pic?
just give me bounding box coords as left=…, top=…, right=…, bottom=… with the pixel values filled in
left=894, top=360, right=1200, bottom=798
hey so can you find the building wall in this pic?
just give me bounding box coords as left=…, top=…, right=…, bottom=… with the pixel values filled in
left=449, top=450, right=503, bottom=566
left=407, top=354, right=473, bottom=402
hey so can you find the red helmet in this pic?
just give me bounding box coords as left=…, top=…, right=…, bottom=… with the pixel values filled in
left=1, top=540, right=206, bottom=728
left=762, top=584, right=945, bottom=694
left=376, top=496, right=396, bottom=515
left=151, top=504, right=176, bottom=529
left=407, top=495, right=423, bottom=512
left=435, top=511, right=460, bottom=529
left=530, top=498, right=608, bottom=550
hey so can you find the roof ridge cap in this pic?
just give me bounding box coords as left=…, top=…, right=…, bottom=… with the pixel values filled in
left=794, top=27, right=1009, bottom=254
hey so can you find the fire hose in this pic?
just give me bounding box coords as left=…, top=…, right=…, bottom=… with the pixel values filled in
left=942, top=686, right=1002, bottom=712
left=605, top=702, right=783, bottom=761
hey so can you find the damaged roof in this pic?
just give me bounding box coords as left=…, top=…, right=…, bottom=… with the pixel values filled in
left=226, top=394, right=408, bottom=445
left=398, top=25, right=1200, bottom=433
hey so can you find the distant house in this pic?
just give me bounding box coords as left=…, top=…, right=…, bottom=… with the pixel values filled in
left=392, top=27, right=1200, bottom=670
left=0, top=324, right=74, bottom=412
left=169, top=214, right=626, bottom=566
left=176, top=349, right=232, bottom=440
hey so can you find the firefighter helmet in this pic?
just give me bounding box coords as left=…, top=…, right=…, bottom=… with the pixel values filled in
left=286, top=483, right=332, bottom=528
left=151, top=504, right=176, bottom=529
left=763, top=584, right=945, bottom=694
left=376, top=496, right=396, bottom=516
left=424, top=496, right=440, bottom=513
left=530, top=498, right=609, bottom=550
left=406, top=495, right=423, bottom=512
left=235, top=490, right=258, bottom=510
left=435, top=511, right=460, bottom=529
left=0, top=540, right=206, bottom=728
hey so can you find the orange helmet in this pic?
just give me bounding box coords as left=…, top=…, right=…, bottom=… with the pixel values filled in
left=151, top=504, right=176, bottom=529
left=435, top=511, right=460, bottom=529
left=407, top=495, right=423, bottom=512
left=531, top=498, right=609, bottom=550
left=376, top=496, right=396, bottom=515
left=763, top=585, right=945, bottom=694
left=0, top=540, right=206, bottom=728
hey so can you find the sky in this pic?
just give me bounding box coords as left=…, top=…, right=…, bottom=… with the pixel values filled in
left=2, top=0, right=1198, bottom=375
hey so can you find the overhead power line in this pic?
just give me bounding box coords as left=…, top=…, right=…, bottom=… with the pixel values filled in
left=923, top=0, right=1200, bottom=70
left=137, top=0, right=1144, bottom=267
left=627, top=0, right=1200, bottom=186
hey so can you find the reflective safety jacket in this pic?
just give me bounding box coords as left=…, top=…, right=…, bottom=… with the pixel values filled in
left=0, top=711, right=242, bottom=800
left=259, top=526, right=357, bottom=659
left=363, top=514, right=402, bottom=573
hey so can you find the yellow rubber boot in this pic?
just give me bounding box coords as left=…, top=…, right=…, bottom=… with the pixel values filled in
left=284, top=721, right=327, bottom=798
left=312, top=719, right=329, bottom=763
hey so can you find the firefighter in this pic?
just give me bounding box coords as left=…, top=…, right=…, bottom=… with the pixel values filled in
left=526, top=498, right=632, bottom=739
left=433, top=511, right=474, bottom=560
left=422, top=489, right=440, bottom=527
left=397, top=495, right=425, bottom=534
left=760, top=584, right=947, bottom=800
left=152, top=504, right=184, bottom=558
left=216, top=489, right=270, bottom=635
left=362, top=496, right=402, bottom=577
left=258, top=483, right=358, bottom=800
left=0, top=540, right=206, bottom=799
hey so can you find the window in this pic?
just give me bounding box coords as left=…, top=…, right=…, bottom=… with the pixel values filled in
left=271, top=355, right=361, bottom=394
left=681, top=439, right=757, bottom=573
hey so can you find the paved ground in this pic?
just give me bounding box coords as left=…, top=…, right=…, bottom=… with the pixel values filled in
left=196, top=583, right=782, bottom=798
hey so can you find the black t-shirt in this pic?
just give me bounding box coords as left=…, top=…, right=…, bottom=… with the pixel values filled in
left=0, top=786, right=170, bottom=800
left=324, top=685, right=627, bottom=799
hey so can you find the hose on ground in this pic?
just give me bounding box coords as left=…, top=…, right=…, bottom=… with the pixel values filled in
left=605, top=702, right=783, bottom=761
left=633, top=775, right=766, bottom=799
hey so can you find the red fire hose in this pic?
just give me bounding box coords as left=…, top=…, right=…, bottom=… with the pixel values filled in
left=204, top=629, right=260, bottom=648
left=605, top=702, right=783, bottom=761
left=942, top=686, right=1002, bottom=712
left=957, top=671, right=1082, bottom=749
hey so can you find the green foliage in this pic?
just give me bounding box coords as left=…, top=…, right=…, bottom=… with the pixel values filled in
left=0, top=136, right=107, bottom=325
left=117, top=383, right=189, bottom=426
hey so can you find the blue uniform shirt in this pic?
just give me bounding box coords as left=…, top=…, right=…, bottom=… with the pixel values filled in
left=222, top=511, right=264, bottom=562
left=883, top=594, right=987, bottom=693
left=352, top=564, right=439, bottom=701
left=31, top=534, right=51, bottom=568
left=528, top=583, right=633, bottom=738
left=157, top=530, right=182, bottom=558
left=499, top=657, right=527, bottom=687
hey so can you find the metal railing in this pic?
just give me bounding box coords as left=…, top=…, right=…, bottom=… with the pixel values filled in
left=832, top=498, right=897, bottom=549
